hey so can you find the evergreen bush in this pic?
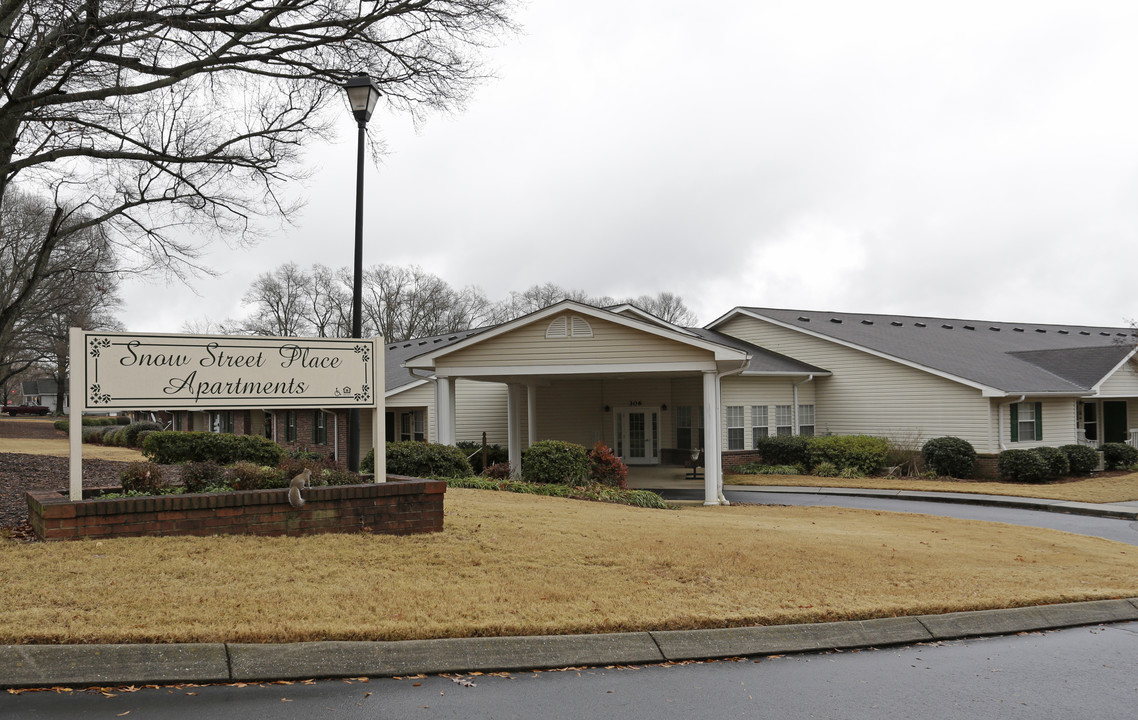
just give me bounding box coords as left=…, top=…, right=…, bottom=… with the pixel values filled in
left=386, top=441, right=474, bottom=479
left=180, top=461, right=226, bottom=493
left=455, top=441, right=509, bottom=474
left=806, top=435, right=889, bottom=475
left=997, top=449, right=1050, bottom=483
left=753, top=435, right=810, bottom=467
left=1033, top=446, right=1069, bottom=479
left=921, top=437, right=977, bottom=478
left=1060, top=444, right=1100, bottom=475
left=521, top=439, right=589, bottom=484
left=1102, top=442, right=1138, bottom=471
left=123, top=421, right=162, bottom=447
left=140, top=431, right=286, bottom=466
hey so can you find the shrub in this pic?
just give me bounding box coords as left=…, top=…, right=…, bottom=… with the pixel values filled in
left=108, top=428, right=128, bottom=446
left=483, top=462, right=513, bottom=480
left=445, top=476, right=671, bottom=509
left=997, top=449, right=1050, bottom=483
left=807, top=435, right=889, bottom=475
left=1033, top=446, right=1069, bottom=479
left=731, top=463, right=800, bottom=475
left=361, top=447, right=376, bottom=475
left=278, top=457, right=333, bottom=484
left=921, top=437, right=977, bottom=478
left=320, top=468, right=362, bottom=486
left=587, top=442, right=628, bottom=489
left=119, top=462, right=167, bottom=494
left=115, top=416, right=131, bottom=425
left=228, top=461, right=274, bottom=490
left=838, top=466, right=864, bottom=479
left=1060, top=444, right=1100, bottom=475
left=754, top=435, right=810, bottom=467
left=81, top=427, right=106, bottom=444
left=53, top=419, right=68, bottom=432
left=181, top=461, right=226, bottom=493
left=812, top=461, right=839, bottom=477
left=141, top=431, right=286, bottom=466
left=1102, top=442, right=1138, bottom=471
left=455, top=441, right=510, bottom=474
left=521, top=439, right=589, bottom=484
left=386, top=441, right=474, bottom=479
left=123, top=421, right=162, bottom=447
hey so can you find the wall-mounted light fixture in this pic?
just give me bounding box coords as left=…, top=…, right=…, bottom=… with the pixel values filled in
left=661, top=404, right=668, bottom=411
left=603, top=405, right=611, bottom=412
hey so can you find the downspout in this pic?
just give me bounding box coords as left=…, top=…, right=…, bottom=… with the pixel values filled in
left=792, top=375, right=815, bottom=436
left=714, top=358, right=750, bottom=505
left=998, top=395, right=1026, bottom=451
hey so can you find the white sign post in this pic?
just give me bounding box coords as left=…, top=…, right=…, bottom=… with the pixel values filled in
left=68, top=329, right=384, bottom=501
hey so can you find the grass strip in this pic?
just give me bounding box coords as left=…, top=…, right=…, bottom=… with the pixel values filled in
left=2, top=488, right=1137, bottom=645
left=725, top=471, right=1138, bottom=503
left=446, top=476, right=672, bottom=508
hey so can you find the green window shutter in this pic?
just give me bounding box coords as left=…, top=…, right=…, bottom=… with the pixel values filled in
left=1034, top=401, right=1043, bottom=441
left=1010, top=403, right=1019, bottom=442
left=312, top=411, right=319, bottom=443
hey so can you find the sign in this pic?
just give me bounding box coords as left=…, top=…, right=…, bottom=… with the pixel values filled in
left=68, top=329, right=384, bottom=500
left=78, top=332, right=379, bottom=410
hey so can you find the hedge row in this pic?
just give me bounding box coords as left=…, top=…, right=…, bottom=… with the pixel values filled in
left=141, top=431, right=286, bottom=466
left=54, top=416, right=131, bottom=432
left=446, top=476, right=670, bottom=509
left=753, top=435, right=890, bottom=475
left=996, top=443, right=1129, bottom=483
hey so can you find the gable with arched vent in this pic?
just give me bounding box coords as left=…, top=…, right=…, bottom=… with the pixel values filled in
left=545, top=315, right=594, bottom=339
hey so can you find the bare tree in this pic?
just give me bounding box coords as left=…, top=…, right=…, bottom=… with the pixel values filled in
left=0, top=0, right=515, bottom=361
left=0, top=189, right=120, bottom=394
left=624, top=292, right=699, bottom=326
left=235, top=262, right=312, bottom=336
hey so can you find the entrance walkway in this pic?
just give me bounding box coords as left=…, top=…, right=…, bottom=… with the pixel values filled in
left=625, top=465, right=699, bottom=490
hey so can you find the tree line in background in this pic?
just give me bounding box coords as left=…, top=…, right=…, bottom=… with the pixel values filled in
left=192, top=262, right=700, bottom=342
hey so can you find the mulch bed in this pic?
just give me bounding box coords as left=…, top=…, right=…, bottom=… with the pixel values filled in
left=0, top=453, right=136, bottom=537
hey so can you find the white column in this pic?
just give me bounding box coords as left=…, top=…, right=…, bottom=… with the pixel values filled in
left=702, top=370, right=721, bottom=506
left=435, top=375, right=456, bottom=446
left=507, top=383, right=524, bottom=477
left=527, top=382, right=538, bottom=448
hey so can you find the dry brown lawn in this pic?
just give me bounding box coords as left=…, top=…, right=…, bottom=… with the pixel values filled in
left=726, top=472, right=1138, bottom=503
left=2, top=488, right=1136, bottom=645
left=0, top=437, right=144, bottom=462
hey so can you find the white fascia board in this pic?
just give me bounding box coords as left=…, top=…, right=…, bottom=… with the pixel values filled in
left=385, top=377, right=430, bottom=398
left=724, top=308, right=1003, bottom=397
left=740, top=370, right=834, bottom=377
left=404, top=300, right=745, bottom=368
left=1089, top=346, right=1138, bottom=396
left=427, top=361, right=719, bottom=377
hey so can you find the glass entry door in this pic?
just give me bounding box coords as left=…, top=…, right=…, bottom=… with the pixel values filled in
left=616, top=408, right=659, bottom=465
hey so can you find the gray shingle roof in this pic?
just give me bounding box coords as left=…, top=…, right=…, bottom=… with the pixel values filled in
left=728, top=308, right=1136, bottom=393
left=384, top=330, right=483, bottom=392
left=686, top=327, right=830, bottom=375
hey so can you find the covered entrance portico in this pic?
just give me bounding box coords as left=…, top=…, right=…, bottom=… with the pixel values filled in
left=404, top=301, right=754, bottom=505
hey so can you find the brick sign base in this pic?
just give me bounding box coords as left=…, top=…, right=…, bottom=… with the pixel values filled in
left=27, top=477, right=444, bottom=541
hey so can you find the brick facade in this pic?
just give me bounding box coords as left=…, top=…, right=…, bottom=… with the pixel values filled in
left=27, top=477, right=443, bottom=541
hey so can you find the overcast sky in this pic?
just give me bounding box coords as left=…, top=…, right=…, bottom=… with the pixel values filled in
left=120, top=0, right=1138, bottom=333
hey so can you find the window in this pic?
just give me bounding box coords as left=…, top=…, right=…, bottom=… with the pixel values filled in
left=726, top=406, right=744, bottom=450
left=798, top=404, right=815, bottom=437
left=312, top=411, right=327, bottom=444
left=285, top=411, right=297, bottom=442
left=775, top=405, right=793, bottom=436
left=677, top=406, right=692, bottom=450
left=751, top=406, right=768, bottom=447
left=1011, top=402, right=1042, bottom=442
left=210, top=411, right=234, bottom=434
left=399, top=410, right=426, bottom=442
left=1081, top=402, right=1097, bottom=442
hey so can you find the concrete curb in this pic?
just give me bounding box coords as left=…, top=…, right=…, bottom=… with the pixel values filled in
left=4, top=599, right=1137, bottom=689
left=721, top=485, right=1138, bottom=519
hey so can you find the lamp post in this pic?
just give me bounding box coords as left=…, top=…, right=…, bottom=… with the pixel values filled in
left=343, top=74, right=382, bottom=473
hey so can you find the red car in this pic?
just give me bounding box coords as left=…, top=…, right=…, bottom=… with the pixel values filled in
left=4, top=404, right=50, bottom=416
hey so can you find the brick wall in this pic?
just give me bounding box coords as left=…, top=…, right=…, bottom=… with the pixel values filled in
left=27, top=476, right=443, bottom=541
